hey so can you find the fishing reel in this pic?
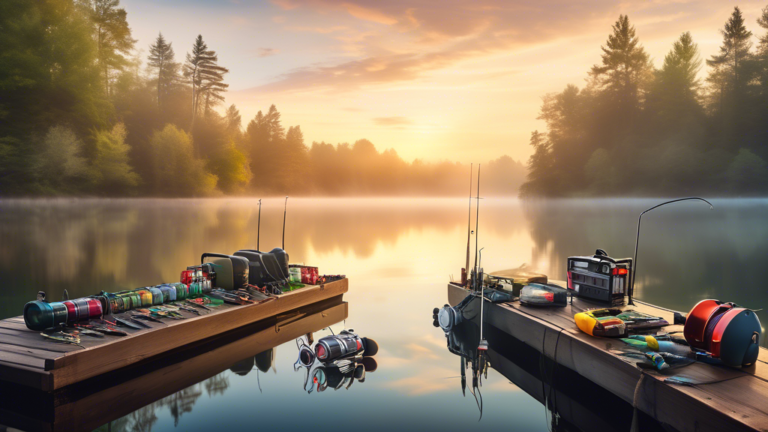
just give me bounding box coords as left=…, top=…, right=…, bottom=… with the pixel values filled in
left=314, top=329, right=378, bottom=363
left=294, top=330, right=379, bottom=394
left=304, top=357, right=378, bottom=393
left=433, top=305, right=463, bottom=332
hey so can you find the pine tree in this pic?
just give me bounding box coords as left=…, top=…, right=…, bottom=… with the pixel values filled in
left=183, top=35, right=229, bottom=125
left=759, top=5, right=768, bottom=53
left=661, top=32, right=701, bottom=98
left=147, top=33, right=179, bottom=110
left=225, top=104, right=242, bottom=136
left=756, top=6, right=768, bottom=95
left=706, top=7, right=753, bottom=105
left=266, top=104, right=285, bottom=141
left=85, top=0, right=136, bottom=97
left=646, top=32, right=703, bottom=124
left=589, top=15, right=651, bottom=113
left=518, top=131, right=554, bottom=197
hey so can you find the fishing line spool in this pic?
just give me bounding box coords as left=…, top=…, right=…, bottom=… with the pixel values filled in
left=23, top=301, right=68, bottom=331
left=684, top=299, right=761, bottom=368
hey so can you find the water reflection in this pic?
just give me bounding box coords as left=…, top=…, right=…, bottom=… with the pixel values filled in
left=293, top=329, right=379, bottom=394
left=99, top=372, right=223, bottom=431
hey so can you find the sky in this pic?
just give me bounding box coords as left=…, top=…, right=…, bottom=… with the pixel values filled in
left=121, top=0, right=768, bottom=164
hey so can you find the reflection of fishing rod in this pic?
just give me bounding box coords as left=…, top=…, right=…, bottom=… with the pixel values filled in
left=627, top=197, right=713, bottom=305
left=257, top=198, right=262, bottom=251
left=465, top=164, right=473, bottom=286
left=282, top=196, right=289, bottom=250
left=478, top=247, right=487, bottom=352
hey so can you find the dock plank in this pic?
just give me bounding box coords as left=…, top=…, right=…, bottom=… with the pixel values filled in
left=0, top=343, right=62, bottom=361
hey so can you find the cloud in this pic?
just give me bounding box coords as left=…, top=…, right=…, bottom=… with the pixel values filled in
left=243, top=0, right=620, bottom=95
left=374, top=116, right=412, bottom=127
left=271, top=0, right=299, bottom=10
left=286, top=25, right=348, bottom=34
left=258, top=48, right=279, bottom=57
left=241, top=0, right=747, bottom=97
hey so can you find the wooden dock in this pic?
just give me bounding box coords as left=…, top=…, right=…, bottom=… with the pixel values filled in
left=0, top=278, right=348, bottom=392
left=0, top=298, right=348, bottom=432
left=448, top=282, right=768, bottom=432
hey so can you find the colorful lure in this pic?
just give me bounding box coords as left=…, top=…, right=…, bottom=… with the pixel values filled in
left=644, top=352, right=669, bottom=370
left=41, top=331, right=84, bottom=348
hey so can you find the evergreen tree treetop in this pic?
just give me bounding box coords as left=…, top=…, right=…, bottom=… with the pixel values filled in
left=707, top=6, right=752, bottom=81
left=589, top=14, right=651, bottom=107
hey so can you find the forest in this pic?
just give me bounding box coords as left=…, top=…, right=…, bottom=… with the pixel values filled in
left=0, top=0, right=525, bottom=197
left=521, top=7, right=768, bottom=197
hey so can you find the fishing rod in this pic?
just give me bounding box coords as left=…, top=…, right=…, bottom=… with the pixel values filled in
left=257, top=198, right=262, bottom=251
left=627, top=197, right=713, bottom=305
left=465, top=164, right=473, bottom=286
left=473, top=165, right=481, bottom=292
left=282, top=196, right=289, bottom=250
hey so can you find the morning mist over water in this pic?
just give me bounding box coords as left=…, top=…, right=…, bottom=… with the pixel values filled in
left=2, top=197, right=766, bottom=345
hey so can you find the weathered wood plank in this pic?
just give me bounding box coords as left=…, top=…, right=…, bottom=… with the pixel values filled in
left=0, top=332, right=79, bottom=354
left=0, top=349, right=47, bottom=369
left=0, top=361, right=51, bottom=391
left=0, top=343, right=62, bottom=361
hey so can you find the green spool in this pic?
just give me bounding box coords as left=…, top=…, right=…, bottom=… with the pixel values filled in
left=130, top=293, right=142, bottom=310
left=174, top=283, right=188, bottom=300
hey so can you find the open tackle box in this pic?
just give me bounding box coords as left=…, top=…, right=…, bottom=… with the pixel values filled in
left=567, top=249, right=632, bottom=306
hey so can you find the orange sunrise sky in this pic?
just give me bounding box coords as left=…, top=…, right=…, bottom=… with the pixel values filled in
left=120, top=0, right=768, bottom=164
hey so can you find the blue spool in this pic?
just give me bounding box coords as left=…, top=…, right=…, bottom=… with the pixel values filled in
left=158, top=284, right=176, bottom=302
left=148, top=287, right=164, bottom=305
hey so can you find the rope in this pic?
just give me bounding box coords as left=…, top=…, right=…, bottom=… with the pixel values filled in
left=630, top=373, right=646, bottom=432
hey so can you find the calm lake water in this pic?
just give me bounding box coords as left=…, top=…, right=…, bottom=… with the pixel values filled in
left=1, top=197, right=766, bottom=431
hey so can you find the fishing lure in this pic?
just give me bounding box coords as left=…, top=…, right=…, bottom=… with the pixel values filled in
left=114, top=317, right=142, bottom=330
left=209, top=290, right=254, bottom=305
left=99, top=318, right=118, bottom=327
left=644, top=352, right=669, bottom=370
left=149, top=310, right=183, bottom=320
left=186, top=299, right=213, bottom=311
left=127, top=317, right=151, bottom=328
left=78, top=324, right=128, bottom=337
left=177, top=305, right=202, bottom=316
left=71, top=327, right=105, bottom=338
left=41, top=332, right=84, bottom=348
left=131, top=313, right=165, bottom=324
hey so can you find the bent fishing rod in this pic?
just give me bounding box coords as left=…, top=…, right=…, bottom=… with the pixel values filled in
left=627, top=197, right=713, bottom=305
